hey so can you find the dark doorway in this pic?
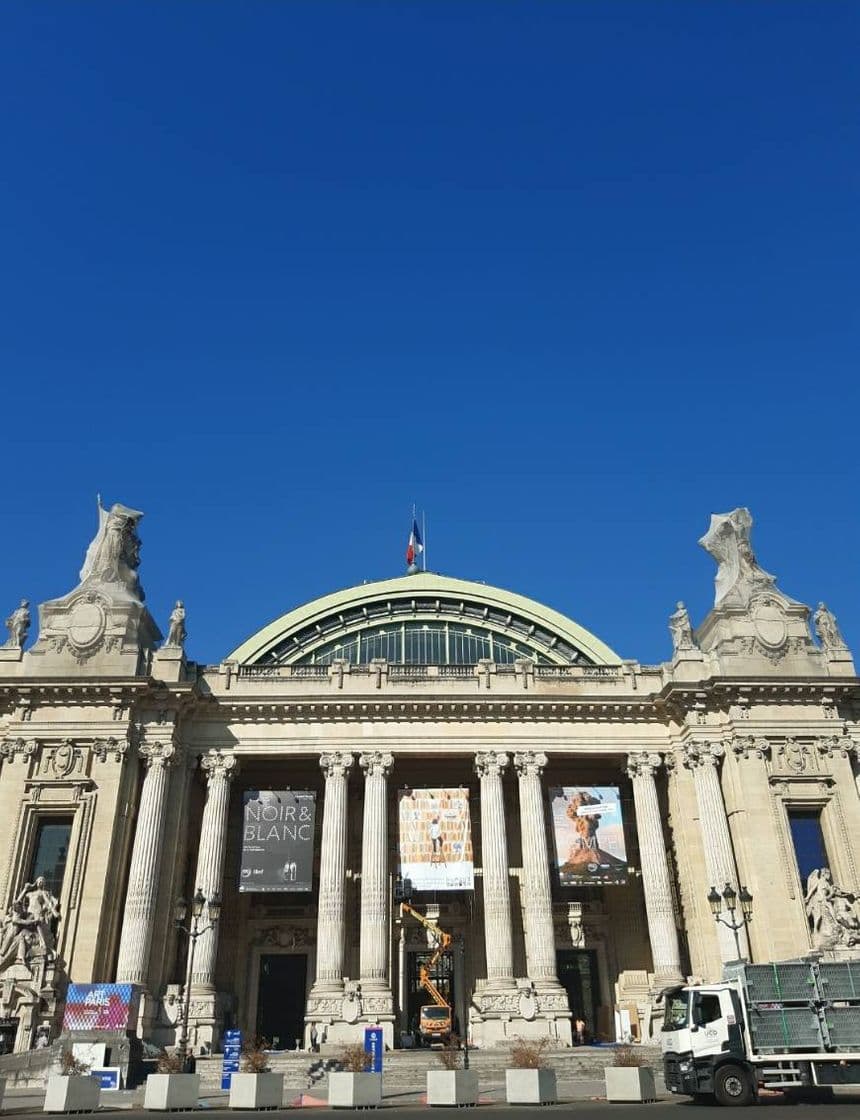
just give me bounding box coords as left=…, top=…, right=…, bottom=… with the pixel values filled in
left=557, top=949, right=599, bottom=1040
left=256, top=954, right=307, bottom=1049
left=407, top=949, right=456, bottom=1038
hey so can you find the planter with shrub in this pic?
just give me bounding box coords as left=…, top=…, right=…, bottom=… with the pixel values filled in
left=504, top=1038, right=557, bottom=1105
left=426, top=1038, right=478, bottom=1107
left=604, top=1045, right=657, bottom=1103
left=44, top=1051, right=101, bottom=1113
left=327, top=1043, right=382, bottom=1108
left=229, top=1038, right=283, bottom=1110
left=143, top=1049, right=200, bottom=1111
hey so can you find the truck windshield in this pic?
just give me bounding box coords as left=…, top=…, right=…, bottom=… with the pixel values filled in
left=421, top=1007, right=450, bottom=1020
left=663, top=989, right=689, bottom=1031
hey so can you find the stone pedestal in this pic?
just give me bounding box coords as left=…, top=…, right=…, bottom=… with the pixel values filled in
left=151, top=644, right=187, bottom=682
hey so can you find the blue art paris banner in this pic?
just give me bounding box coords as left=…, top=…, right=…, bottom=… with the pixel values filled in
left=239, top=790, right=316, bottom=892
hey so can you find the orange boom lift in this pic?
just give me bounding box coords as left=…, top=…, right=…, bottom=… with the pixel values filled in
left=399, top=902, right=453, bottom=1045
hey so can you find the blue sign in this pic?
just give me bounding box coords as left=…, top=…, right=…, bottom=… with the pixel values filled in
left=91, top=1068, right=121, bottom=1091
left=364, top=1026, right=383, bottom=1074
left=221, top=1028, right=242, bottom=1090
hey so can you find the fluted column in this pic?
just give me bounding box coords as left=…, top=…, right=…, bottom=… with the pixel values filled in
left=190, top=751, right=238, bottom=988
left=626, top=752, right=684, bottom=987
left=359, top=751, right=393, bottom=989
left=514, top=751, right=561, bottom=986
left=684, top=741, right=749, bottom=962
left=475, top=751, right=514, bottom=985
left=116, top=741, right=177, bottom=984
left=312, top=751, right=354, bottom=991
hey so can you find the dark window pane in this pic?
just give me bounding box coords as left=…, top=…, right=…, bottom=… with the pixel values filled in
left=29, top=819, right=72, bottom=898
left=788, top=810, right=828, bottom=885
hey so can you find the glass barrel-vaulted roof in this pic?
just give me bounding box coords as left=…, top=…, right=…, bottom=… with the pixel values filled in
left=227, top=573, right=621, bottom=667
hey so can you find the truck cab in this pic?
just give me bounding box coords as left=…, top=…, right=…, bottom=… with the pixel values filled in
left=418, top=1004, right=452, bottom=1046
left=662, top=984, right=752, bottom=1106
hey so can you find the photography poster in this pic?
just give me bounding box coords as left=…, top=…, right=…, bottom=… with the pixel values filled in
left=398, top=787, right=474, bottom=890
left=240, top=790, right=316, bottom=892
left=549, top=785, right=628, bottom=885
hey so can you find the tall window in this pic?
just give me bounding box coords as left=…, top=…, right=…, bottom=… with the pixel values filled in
left=29, top=818, right=73, bottom=898
left=787, top=809, right=828, bottom=886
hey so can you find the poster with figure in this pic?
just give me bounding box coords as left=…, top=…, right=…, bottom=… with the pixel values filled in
left=398, top=788, right=474, bottom=891
left=240, top=790, right=316, bottom=892
left=549, top=786, right=628, bottom=885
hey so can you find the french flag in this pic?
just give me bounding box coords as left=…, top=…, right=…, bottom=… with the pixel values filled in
left=406, top=519, right=423, bottom=566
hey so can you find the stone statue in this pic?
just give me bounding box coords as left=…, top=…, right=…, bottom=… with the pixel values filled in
left=814, top=602, right=847, bottom=652
left=668, top=601, right=695, bottom=653
left=805, top=868, right=860, bottom=949
left=79, top=496, right=145, bottom=600
left=0, top=900, right=37, bottom=972
left=0, top=876, right=60, bottom=974
left=699, top=508, right=777, bottom=609
left=3, top=600, right=30, bottom=648
left=16, top=877, right=60, bottom=957
left=163, top=601, right=186, bottom=649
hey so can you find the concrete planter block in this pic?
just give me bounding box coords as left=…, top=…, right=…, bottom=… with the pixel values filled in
left=143, top=1072, right=200, bottom=1110
left=44, top=1075, right=101, bottom=1113
left=426, top=1069, right=479, bottom=1106
left=0, top=1077, right=5, bottom=1111
left=229, top=1072, right=284, bottom=1109
left=505, top=1068, right=557, bottom=1104
left=604, top=1066, right=657, bottom=1102
left=327, top=1071, right=382, bottom=1108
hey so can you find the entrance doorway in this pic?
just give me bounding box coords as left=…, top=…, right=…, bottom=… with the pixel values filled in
left=406, top=949, right=456, bottom=1042
left=256, top=954, right=308, bottom=1050
left=556, top=950, right=599, bottom=1041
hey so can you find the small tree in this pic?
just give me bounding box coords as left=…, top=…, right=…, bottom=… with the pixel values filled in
left=156, top=1049, right=186, bottom=1074
left=435, top=1035, right=463, bottom=1071
left=241, top=1036, right=271, bottom=1074
left=59, top=1051, right=90, bottom=1077
left=508, top=1037, right=551, bottom=1069
left=337, top=1043, right=371, bottom=1073
left=612, top=1044, right=645, bottom=1067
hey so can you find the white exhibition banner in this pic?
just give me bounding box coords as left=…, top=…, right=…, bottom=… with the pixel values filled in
left=398, top=787, right=474, bottom=891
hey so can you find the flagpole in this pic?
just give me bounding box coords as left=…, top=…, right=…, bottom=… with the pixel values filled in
left=422, top=510, right=427, bottom=572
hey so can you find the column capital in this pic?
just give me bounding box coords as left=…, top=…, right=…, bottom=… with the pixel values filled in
left=139, top=741, right=177, bottom=770
left=683, top=740, right=724, bottom=770
left=474, top=751, right=509, bottom=779
left=200, top=750, right=238, bottom=783
left=625, top=752, right=663, bottom=780
left=359, top=751, right=394, bottom=779
left=513, top=751, right=547, bottom=780
left=320, top=751, right=354, bottom=780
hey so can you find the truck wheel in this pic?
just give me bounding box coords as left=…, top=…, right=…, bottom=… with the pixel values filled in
left=714, top=1064, right=754, bottom=1107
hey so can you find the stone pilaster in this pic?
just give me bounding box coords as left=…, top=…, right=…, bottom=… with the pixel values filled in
left=684, top=741, right=749, bottom=963
left=310, top=752, right=353, bottom=994
left=625, top=753, right=684, bottom=989
left=513, top=751, right=572, bottom=1045
left=475, top=752, right=515, bottom=986
left=115, top=741, right=177, bottom=985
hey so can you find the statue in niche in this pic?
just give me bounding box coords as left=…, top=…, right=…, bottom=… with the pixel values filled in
left=79, top=496, right=145, bottom=600
left=3, top=600, right=30, bottom=648
left=699, top=507, right=777, bottom=609
left=0, top=877, right=61, bottom=973
left=814, top=603, right=847, bottom=652
left=163, top=601, right=187, bottom=649
left=668, top=601, right=695, bottom=653
left=805, top=868, right=860, bottom=949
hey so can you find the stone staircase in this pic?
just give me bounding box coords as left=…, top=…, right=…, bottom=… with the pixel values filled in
left=195, top=1044, right=665, bottom=1095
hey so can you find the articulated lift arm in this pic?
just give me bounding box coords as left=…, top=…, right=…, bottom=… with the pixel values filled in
left=400, top=902, right=452, bottom=1009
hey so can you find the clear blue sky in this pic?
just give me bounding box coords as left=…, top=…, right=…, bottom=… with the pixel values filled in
left=2, top=3, right=858, bottom=664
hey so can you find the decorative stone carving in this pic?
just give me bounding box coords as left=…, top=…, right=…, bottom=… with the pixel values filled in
left=699, top=508, right=778, bottom=610
left=750, top=595, right=789, bottom=658
left=140, top=741, right=176, bottom=769
left=163, top=601, right=187, bottom=649
left=805, top=868, right=860, bottom=949
left=814, top=603, right=847, bottom=652
left=49, top=741, right=78, bottom=779
left=730, top=736, right=770, bottom=761
left=817, top=734, right=851, bottom=760
left=668, top=602, right=695, bottom=653
left=200, top=750, right=238, bottom=782
left=776, top=738, right=812, bottom=773
left=513, top=750, right=547, bottom=780
left=0, top=877, right=61, bottom=971
left=3, top=600, right=30, bottom=648
left=320, top=751, right=354, bottom=780
left=474, top=751, right=508, bottom=779
left=567, top=901, right=585, bottom=948
left=682, top=741, right=724, bottom=770
left=0, top=738, right=36, bottom=763
left=358, top=751, right=393, bottom=779
left=251, top=926, right=310, bottom=949
left=79, top=497, right=145, bottom=601
left=625, top=752, right=662, bottom=779
left=92, top=737, right=128, bottom=763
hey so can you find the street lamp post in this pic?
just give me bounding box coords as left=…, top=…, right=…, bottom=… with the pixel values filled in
left=708, top=882, right=753, bottom=960
left=174, top=887, right=221, bottom=1071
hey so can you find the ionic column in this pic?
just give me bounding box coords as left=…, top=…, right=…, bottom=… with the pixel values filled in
left=358, top=751, right=393, bottom=989
left=513, top=751, right=562, bottom=986
left=116, top=741, right=177, bottom=984
left=311, top=751, right=354, bottom=991
left=684, top=741, right=749, bottom=962
left=626, top=752, right=684, bottom=987
left=475, top=751, right=514, bottom=985
left=190, top=751, right=238, bottom=988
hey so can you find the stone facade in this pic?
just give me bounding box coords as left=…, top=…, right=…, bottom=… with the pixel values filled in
left=1, top=504, right=859, bottom=1056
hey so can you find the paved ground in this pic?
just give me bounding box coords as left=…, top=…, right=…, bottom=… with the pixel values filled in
left=3, top=1090, right=860, bottom=1118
